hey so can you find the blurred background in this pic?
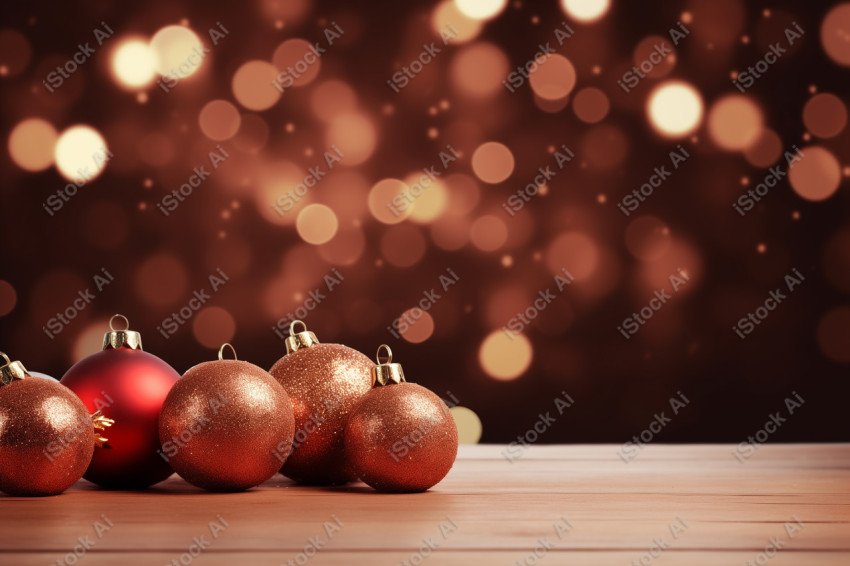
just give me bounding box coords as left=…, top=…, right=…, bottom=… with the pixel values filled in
left=1, top=0, right=848, bottom=443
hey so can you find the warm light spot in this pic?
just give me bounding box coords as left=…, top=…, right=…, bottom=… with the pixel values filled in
left=296, top=204, right=339, bottom=245
left=433, top=1, right=482, bottom=42
left=310, top=80, right=358, bottom=122
left=817, top=306, right=850, bottom=364
left=646, top=81, right=704, bottom=138
left=0, top=29, right=32, bottom=77
left=406, top=175, right=449, bottom=224
left=198, top=99, right=241, bottom=141
left=450, top=406, right=483, bottom=443
left=454, top=0, right=508, bottom=21
left=326, top=113, right=376, bottom=166
left=192, top=306, right=236, bottom=349
left=369, top=178, right=412, bottom=224
left=450, top=42, right=509, bottom=98
left=803, top=92, right=848, bottom=138
left=546, top=232, right=599, bottom=280
left=54, top=125, right=109, bottom=182
left=529, top=54, right=576, bottom=101
left=8, top=118, right=57, bottom=172
left=272, top=39, right=321, bottom=88
left=399, top=309, right=435, bottom=343
left=0, top=280, right=16, bottom=316
left=479, top=331, right=533, bottom=380
left=135, top=253, right=189, bottom=307
left=471, top=141, right=514, bottom=184
left=150, top=25, right=205, bottom=77
left=573, top=87, right=610, bottom=123
left=470, top=215, right=508, bottom=251
left=560, top=0, right=611, bottom=23
left=633, top=36, right=676, bottom=78
left=707, top=95, right=764, bottom=151
left=380, top=224, right=427, bottom=267
left=625, top=216, right=672, bottom=261
left=821, top=4, right=850, bottom=66
left=317, top=226, right=366, bottom=266
left=111, top=39, right=157, bottom=89
left=744, top=129, right=783, bottom=167
left=789, top=146, right=842, bottom=202
left=232, top=60, right=281, bottom=111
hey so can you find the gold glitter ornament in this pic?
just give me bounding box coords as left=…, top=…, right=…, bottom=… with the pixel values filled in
left=269, top=321, right=373, bottom=484
left=345, top=345, right=458, bottom=492
left=0, top=352, right=113, bottom=496
left=159, top=343, right=294, bottom=491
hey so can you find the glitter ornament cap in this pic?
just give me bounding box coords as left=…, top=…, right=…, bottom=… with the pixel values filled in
left=102, top=314, right=143, bottom=351
left=0, top=352, right=27, bottom=386
left=372, top=344, right=405, bottom=386
left=284, top=320, right=319, bottom=354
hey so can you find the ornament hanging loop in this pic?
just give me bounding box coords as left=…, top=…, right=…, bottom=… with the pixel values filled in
left=218, top=343, right=238, bottom=361
left=284, top=320, right=320, bottom=354
left=0, top=351, right=28, bottom=386
left=372, top=344, right=405, bottom=386
left=102, top=314, right=143, bottom=351
left=109, top=314, right=130, bottom=332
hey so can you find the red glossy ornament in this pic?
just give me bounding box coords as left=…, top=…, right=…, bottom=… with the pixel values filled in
left=61, top=315, right=180, bottom=489
left=0, top=353, right=113, bottom=496
left=159, top=343, right=295, bottom=491
left=269, top=321, right=373, bottom=485
left=345, top=345, right=458, bottom=492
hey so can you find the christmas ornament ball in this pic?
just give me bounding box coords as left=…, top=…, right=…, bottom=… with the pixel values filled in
left=0, top=354, right=113, bottom=496
left=269, top=321, right=373, bottom=485
left=345, top=346, right=458, bottom=492
left=61, top=315, right=180, bottom=489
left=159, top=344, right=295, bottom=491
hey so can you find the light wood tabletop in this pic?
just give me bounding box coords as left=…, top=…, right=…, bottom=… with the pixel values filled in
left=1, top=444, right=848, bottom=565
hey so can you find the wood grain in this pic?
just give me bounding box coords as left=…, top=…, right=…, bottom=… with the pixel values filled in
left=1, top=444, right=848, bottom=565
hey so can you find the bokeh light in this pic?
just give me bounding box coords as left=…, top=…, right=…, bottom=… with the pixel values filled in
left=0, top=280, right=16, bottom=316
left=646, top=81, right=704, bottom=138
left=54, top=125, right=109, bottom=182
left=398, top=309, right=435, bottom=343
left=789, top=146, right=842, bottom=202
left=573, top=87, right=610, bottom=123
left=817, top=307, right=850, bottom=364
left=272, top=39, right=322, bottom=88
left=707, top=95, right=764, bottom=151
left=380, top=224, right=427, bottom=267
left=450, top=406, right=483, bottom=443
left=471, top=141, right=514, bottom=184
left=111, top=39, right=157, bottom=89
left=744, top=129, right=783, bottom=167
left=310, top=80, right=358, bottom=122
left=450, top=42, right=509, bottom=98
left=625, top=216, right=672, bottom=261
left=803, top=93, right=847, bottom=138
left=470, top=215, right=508, bottom=251
left=528, top=54, right=576, bottom=101
left=479, top=331, right=533, bottom=380
left=369, top=178, right=412, bottom=224
left=325, top=113, right=377, bottom=166
left=198, top=99, right=241, bottom=141
left=560, top=0, right=611, bottom=23
left=296, top=204, right=339, bottom=245
left=821, top=3, right=850, bottom=66
left=0, top=29, right=32, bottom=77
left=193, top=306, right=236, bottom=349
left=8, top=118, right=57, bottom=172
left=454, top=0, right=507, bottom=21
left=232, top=60, right=281, bottom=111
left=150, top=25, right=205, bottom=77
left=433, top=1, right=482, bottom=42
left=546, top=232, right=599, bottom=281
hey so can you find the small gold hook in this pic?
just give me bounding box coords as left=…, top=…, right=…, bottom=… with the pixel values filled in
left=218, top=343, right=238, bottom=360
left=109, top=314, right=129, bottom=331
left=289, top=320, right=307, bottom=336
left=376, top=344, right=393, bottom=365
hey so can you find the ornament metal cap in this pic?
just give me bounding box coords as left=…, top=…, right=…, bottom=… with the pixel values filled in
left=102, top=314, right=143, bottom=351
left=372, top=344, right=406, bottom=386
left=0, top=351, right=28, bottom=386
left=284, top=320, right=319, bottom=354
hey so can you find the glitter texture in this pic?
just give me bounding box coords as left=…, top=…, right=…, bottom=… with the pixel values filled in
left=0, top=377, right=95, bottom=496
left=159, top=359, right=294, bottom=491
left=269, top=343, right=373, bottom=484
left=345, top=383, right=458, bottom=492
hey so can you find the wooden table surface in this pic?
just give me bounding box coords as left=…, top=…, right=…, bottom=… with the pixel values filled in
left=1, top=444, right=849, bottom=565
